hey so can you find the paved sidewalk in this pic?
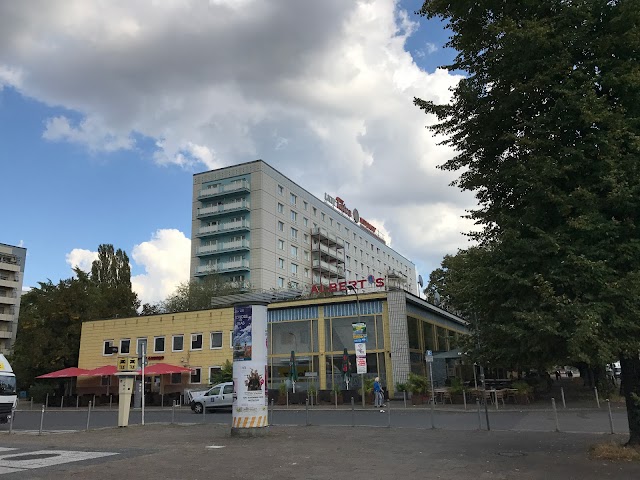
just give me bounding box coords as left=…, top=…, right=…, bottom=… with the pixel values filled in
left=2, top=423, right=640, bottom=479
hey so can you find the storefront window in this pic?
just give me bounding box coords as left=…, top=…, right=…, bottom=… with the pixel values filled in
left=270, top=355, right=315, bottom=390
left=423, top=322, right=436, bottom=352
left=436, top=326, right=448, bottom=352
left=329, top=315, right=377, bottom=352
left=407, top=317, right=420, bottom=350
left=271, top=321, right=312, bottom=355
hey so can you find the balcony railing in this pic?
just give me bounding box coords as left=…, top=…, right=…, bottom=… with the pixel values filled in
left=195, top=259, right=250, bottom=275
left=196, top=240, right=250, bottom=255
left=198, top=180, right=250, bottom=199
left=311, top=227, right=344, bottom=248
left=197, top=201, right=250, bottom=218
left=197, top=221, right=250, bottom=237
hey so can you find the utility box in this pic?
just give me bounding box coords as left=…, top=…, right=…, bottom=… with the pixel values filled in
left=116, top=372, right=137, bottom=427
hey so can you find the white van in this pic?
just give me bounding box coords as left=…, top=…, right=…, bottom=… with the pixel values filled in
left=0, top=354, right=17, bottom=423
left=189, top=382, right=234, bottom=413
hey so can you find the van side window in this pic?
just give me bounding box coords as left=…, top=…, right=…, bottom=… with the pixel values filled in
left=223, top=384, right=234, bottom=394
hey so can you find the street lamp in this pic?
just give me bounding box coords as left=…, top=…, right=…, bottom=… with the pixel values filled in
left=347, top=285, right=366, bottom=407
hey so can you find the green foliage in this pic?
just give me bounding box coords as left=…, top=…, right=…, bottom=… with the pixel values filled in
left=512, top=381, right=533, bottom=395
left=395, top=382, right=408, bottom=393
left=362, top=377, right=375, bottom=395
left=449, top=378, right=464, bottom=395
left=159, top=275, right=246, bottom=313
left=278, top=382, right=287, bottom=394
left=210, top=360, right=233, bottom=385
left=407, top=373, right=430, bottom=395
left=90, top=244, right=140, bottom=318
left=27, top=383, right=55, bottom=403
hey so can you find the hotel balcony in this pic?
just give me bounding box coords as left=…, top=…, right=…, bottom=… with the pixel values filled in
left=311, top=227, right=345, bottom=248
left=0, top=314, right=14, bottom=322
left=0, top=292, right=17, bottom=305
left=0, top=328, right=12, bottom=339
left=198, top=179, right=250, bottom=199
left=196, top=239, right=250, bottom=256
left=197, top=220, right=250, bottom=238
left=197, top=201, right=250, bottom=219
left=0, top=274, right=19, bottom=289
left=195, top=259, right=250, bottom=276
left=311, top=259, right=345, bottom=280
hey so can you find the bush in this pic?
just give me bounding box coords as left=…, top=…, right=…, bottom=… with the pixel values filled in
left=28, top=383, right=55, bottom=403
left=449, top=377, right=464, bottom=395
left=407, top=373, right=429, bottom=395
left=395, top=382, right=408, bottom=393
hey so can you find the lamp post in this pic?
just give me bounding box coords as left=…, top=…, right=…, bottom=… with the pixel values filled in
left=288, top=333, right=298, bottom=393
left=347, top=285, right=366, bottom=407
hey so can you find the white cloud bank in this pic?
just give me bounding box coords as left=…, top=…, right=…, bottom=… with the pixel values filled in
left=1, top=0, right=477, bottom=284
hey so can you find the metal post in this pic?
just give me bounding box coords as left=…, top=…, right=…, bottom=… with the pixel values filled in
left=109, top=395, right=112, bottom=410
left=9, top=406, right=15, bottom=434
left=171, top=401, right=175, bottom=424
left=335, top=389, right=338, bottom=409
left=561, top=387, right=566, bottom=409
left=305, top=398, right=309, bottom=426
left=552, top=398, right=559, bottom=432
left=480, top=365, right=490, bottom=431
left=594, top=387, right=600, bottom=408
left=86, top=401, right=92, bottom=431
left=45, top=393, right=49, bottom=409
left=607, top=399, right=615, bottom=434
left=403, top=390, right=407, bottom=409
left=161, top=394, right=164, bottom=408
left=39, top=405, right=45, bottom=435
left=494, top=389, right=498, bottom=411
left=387, top=399, right=391, bottom=428
left=92, top=394, right=96, bottom=408
left=60, top=396, right=64, bottom=409
left=141, top=343, right=146, bottom=426
left=351, top=397, right=355, bottom=427
left=30, top=398, right=33, bottom=411
left=270, top=398, right=274, bottom=426
left=361, top=373, right=365, bottom=408
left=463, top=390, right=467, bottom=410
left=428, top=361, right=435, bottom=430
left=76, top=395, right=79, bottom=409
left=202, top=397, right=206, bottom=423
left=476, top=399, right=482, bottom=430
left=286, top=390, right=289, bottom=409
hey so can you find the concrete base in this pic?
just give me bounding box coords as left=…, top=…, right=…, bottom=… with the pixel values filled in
left=230, top=427, right=269, bottom=438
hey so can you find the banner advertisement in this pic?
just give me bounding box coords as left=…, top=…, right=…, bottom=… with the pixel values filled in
left=356, top=357, right=367, bottom=374
left=355, top=343, right=366, bottom=357
left=352, top=322, right=367, bottom=343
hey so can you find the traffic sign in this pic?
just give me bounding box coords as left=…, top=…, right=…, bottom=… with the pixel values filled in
left=425, top=350, right=433, bottom=363
left=355, top=343, right=366, bottom=357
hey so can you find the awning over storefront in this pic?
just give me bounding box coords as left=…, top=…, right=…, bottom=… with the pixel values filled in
left=80, top=365, right=119, bottom=377
left=137, top=363, right=191, bottom=375
left=36, top=367, right=90, bottom=379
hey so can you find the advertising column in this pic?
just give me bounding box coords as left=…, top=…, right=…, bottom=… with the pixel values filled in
left=231, top=304, right=268, bottom=435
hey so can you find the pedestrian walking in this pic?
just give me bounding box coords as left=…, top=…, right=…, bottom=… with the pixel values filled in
left=373, top=377, right=385, bottom=411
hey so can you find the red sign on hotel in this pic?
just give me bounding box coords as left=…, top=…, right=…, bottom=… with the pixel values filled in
left=311, top=278, right=385, bottom=294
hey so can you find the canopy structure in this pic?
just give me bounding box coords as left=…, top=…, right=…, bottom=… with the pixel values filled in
left=80, top=365, right=119, bottom=377
left=36, top=367, right=90, bottom=379
left=138, top=363, right=191, bottom=375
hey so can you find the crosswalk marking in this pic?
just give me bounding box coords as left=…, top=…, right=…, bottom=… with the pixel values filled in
left=0, top=448, right=117, bottom=475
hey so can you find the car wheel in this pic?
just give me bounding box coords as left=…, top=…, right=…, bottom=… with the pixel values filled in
left=193, top=402, right=204, bottom=414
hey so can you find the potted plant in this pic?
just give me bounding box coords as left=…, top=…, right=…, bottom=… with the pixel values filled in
left=362, top=377, right=375, bottom=405
left=277, top=382, right=287, bottom=405
left=407, top=373, right=429, bottom=405
left=512, top=381, right=533, bottom=404
left=332, top=383, right=343, bottom=405
left=307, top=383, right=318, bottom=405
left=449, top=378, right=464, bottom=404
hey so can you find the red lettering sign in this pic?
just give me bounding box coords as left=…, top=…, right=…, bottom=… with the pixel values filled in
left=310, top=278, right=385, bottom=293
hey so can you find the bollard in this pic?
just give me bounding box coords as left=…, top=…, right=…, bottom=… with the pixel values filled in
left=31, top=398, right=33, bottom=411
left=305, top=398, right=310, bottom=426
left=387, top=399, right=391, bottom=428
left=39, top=405, right=45, bottom=435
left=476, top=399, right=482, bottom=430
left=76, top=395, right=80, bottom=409
left=161, top=394, right=164, bottom=408
left=594, top=387, right=600, bottom=408
left=484, top=395, right=491, bottom=431
left=202, top=399, right=206, bottom=423
left=607, top=399, right=615, bottom=434
left=109, top=395, right=113, bottom=410
left=45, top=393, right=49, bottom=409
left=270, top=398, right=274, bottom=426
left=430, top=394, right=435, bottom=429
left=171, top=401, right=175, bottom=424
left=92, top=394, right=96, bottom=408
left=552, top=398, right=559, bottom=432
left=60, top=396, right=64, bottom=410
left=9, top=406, right=15, bottom=434
left=351, top=397, right=355, bottom=427
left=86, top=401, right=92, bottom=431
left=403, top=391, right=407, bottom=409
left=463, top=390, right=467, bottom=411
left=335, top=390, right=338, bottom=409
left=286, top=390, right=289, bottom=409
left=561, top=387, right=566, bottom=409
left=493, top=389, right=498, bottom=411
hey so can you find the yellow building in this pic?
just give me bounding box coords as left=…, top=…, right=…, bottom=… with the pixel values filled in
left=77, top=290, right=467, bottom=401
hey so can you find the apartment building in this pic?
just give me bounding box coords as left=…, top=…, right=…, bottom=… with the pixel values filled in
left=0, top=243, right=27, bottom=353
left=190, top=160, right=417, bottom=294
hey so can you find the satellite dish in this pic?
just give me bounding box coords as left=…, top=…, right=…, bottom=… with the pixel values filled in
left=418, top=275, right=424, bottom=288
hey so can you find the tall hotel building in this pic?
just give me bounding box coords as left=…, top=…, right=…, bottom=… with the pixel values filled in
left=0, top=243, right=27, bottom=354
left=190, top=160, right=417, bottom=295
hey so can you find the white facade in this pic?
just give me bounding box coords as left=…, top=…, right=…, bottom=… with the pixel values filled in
left=0, top=243, right=26, bottom=354
left=190, top=160, right=417, bottom=295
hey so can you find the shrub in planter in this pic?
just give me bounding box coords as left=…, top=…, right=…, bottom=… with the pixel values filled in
left=277, top=383, right=287, bottom=405
left=407, top=373, right=429, bottom=405
left=449, top=378, right=464, bottom=403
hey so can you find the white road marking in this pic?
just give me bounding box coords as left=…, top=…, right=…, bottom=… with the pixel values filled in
left=205, top=445, right=225, bottom=449
left=0, top=449, right=117, bottom=474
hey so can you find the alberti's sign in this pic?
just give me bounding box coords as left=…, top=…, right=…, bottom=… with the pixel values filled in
left=310, top=277, right=385, bottom=294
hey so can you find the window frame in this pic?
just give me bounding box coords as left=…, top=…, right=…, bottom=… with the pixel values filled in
left=153, top=336, right=166, bottom=353
left=119, top=338, right=131, bottom=354
left=172, top=334, right=184, bottom=352
left=210, top=331, right=223, bottom=349
left=190, top=367, right=202, bottom=384
left=191, top=333, right=203, bottom=351
left=103, top=340, right=115, bottom=356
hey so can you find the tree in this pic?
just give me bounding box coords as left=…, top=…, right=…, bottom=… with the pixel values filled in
left=90, top=244, right=139, bottom=318
left=160, top=275, right=246, bottom=313
left=415, top=1, right=640, bottom=444
left=210, top=360, right=233, bottom=385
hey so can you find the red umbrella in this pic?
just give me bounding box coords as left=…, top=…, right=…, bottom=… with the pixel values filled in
left=138, top=363, right=191, bottom=375
left=80, top=365, right=119, bottom=377
left=36, top=367, right=90, bottom=379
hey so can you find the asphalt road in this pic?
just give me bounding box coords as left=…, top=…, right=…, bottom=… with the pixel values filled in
left=5, top=403, right=630, bottom=434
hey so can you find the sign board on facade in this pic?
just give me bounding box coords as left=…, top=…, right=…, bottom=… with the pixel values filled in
left=352, top=322, right=367, bottom=344
left=355, top=343, right=366, bottom=357
left=310, top=278, right=385, bottom=294
left=356, top=357, right=367, bottom=374
left=118, top=356, right=138, bottom=371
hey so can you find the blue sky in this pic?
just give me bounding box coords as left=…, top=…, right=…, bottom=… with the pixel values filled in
left=1, top=0, right=473, bottom=305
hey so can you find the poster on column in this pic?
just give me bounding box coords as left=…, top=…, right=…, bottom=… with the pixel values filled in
left=233, top=306, right=252, bottom=361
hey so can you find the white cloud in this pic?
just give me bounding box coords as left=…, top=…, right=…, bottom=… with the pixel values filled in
left=130, top=229, right=191, bottom=306
left=65, top=248, right=99, bottom=273
left=415, top=42, right=438, bottom=58
left=1, top=1, right=476, bottom=281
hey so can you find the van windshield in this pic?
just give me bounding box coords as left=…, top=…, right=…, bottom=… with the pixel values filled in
left=0, top=375, right=16, bottom=395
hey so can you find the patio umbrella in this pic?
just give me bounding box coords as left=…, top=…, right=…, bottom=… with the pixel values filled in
left=36, top=367, right=90, bottom=379
left=80, top=365, right=119, bottom=377
left=137, top=363, right=191, bottom=375
left=289, top=351, right=298, bottom=393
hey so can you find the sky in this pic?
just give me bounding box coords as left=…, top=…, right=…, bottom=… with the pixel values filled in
left=1, top=0, right=477, bottom=306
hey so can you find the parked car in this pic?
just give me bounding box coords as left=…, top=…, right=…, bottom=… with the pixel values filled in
left=189, top=382, right=234, bottom=413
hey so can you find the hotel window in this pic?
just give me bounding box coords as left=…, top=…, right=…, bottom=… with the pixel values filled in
left=303, top=233, right=309, bottom=243
left=278, top=258, right=285, bottom=269
left=346, top=256, right=351, bottom=266
left=291, top=210, right=297, bottom=222
left=170, top=373, right=182, bottom=384
left=278, top=185, right=284, bottom=195
left=290, top=193, right=297, bottom=205
left=278, top=277, right=285, bottom=288
left=313, top=207, right=317, bottom=216
left=277, top=203, right=284, bottom=213
left=321, top=213, right=325, bottom=221
left=337, top=222, right=341, bottom=230
left=291, top=263, right=298, bottom=275
left=172, top=335, right=184, bottom=352
left=103, top=340, right=115, bottom=356
left=291, top=227, right=298, bottom=240
left=210, top=331, right=223, bottom=349
left=191, top=333, right=203, bottom=350
left=278, top=239, right=284, bottom=250
left=329, top=218, right=333, bottom=226
left=304, top=268, right=310, bottom=278
left=154, top=336, right=165, bottom=353
left=303, top=201, right=308, bottom=210
left=304, top=250, right=310, bottom=261
left=190, top=367, right=202, bottom=384
left=278, top=221, right=284, bottom=232
left=290, top=281, right=299, bottom=289
left=303, top=217, right=308, bottom=227
left=120, top=339, right=131, bottom=354
left=291, top=245, right=298, bottom=258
